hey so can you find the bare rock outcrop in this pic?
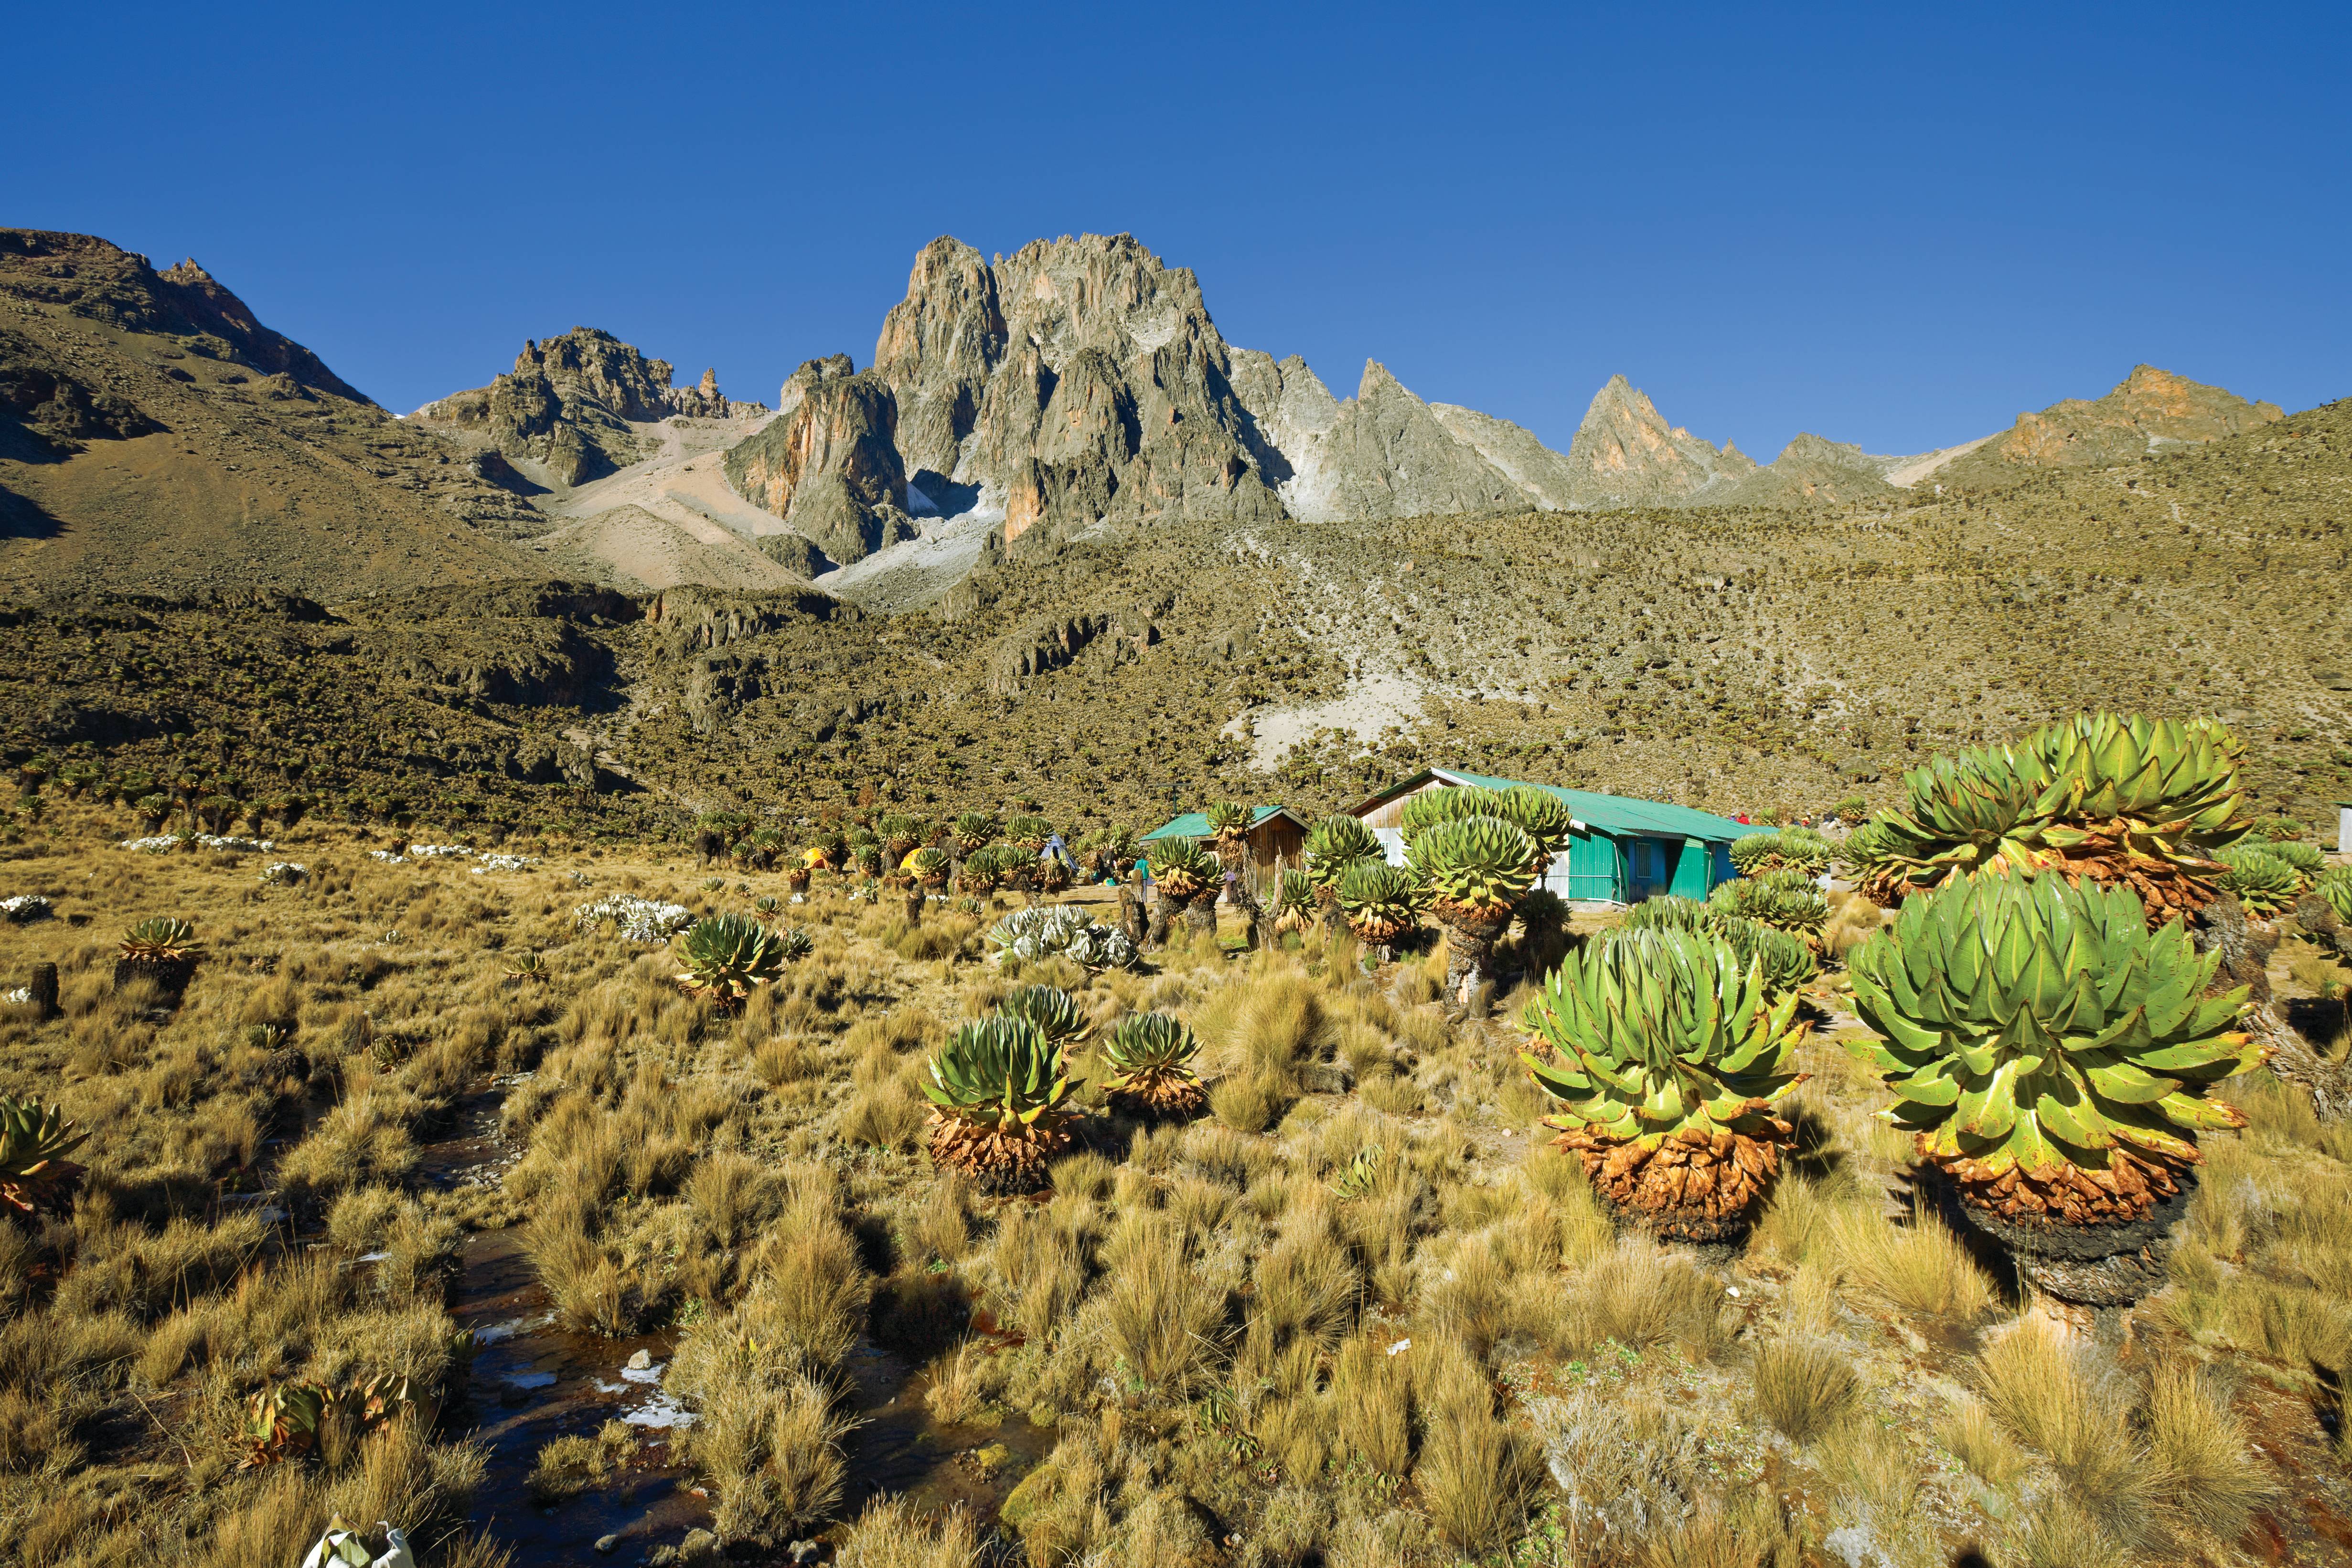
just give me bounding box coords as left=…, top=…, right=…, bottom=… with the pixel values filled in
left=721, top=358, right=911, bottom=567
left=872, top=234, right=1285, bottom=543
left=1230, top=352, right=1546, bottom=522
left=1933, top=365, right=2285, bottom=489
left=1562, top=375, right=1757, bottom=508
left=417, top=327, right=761, bottom=487
left=1715, top=433, right=1901, bottom=509
left=1428, top=402, right=1586, bottom=511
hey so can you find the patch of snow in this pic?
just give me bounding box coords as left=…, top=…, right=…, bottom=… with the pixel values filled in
left=473, top=1312, right=556, bottom=1345
left=620, top=1392, right=697, bottom=1430
left=502, top=1371, right=557, bottom=1391
left=0, top=895, right=52, bottom=922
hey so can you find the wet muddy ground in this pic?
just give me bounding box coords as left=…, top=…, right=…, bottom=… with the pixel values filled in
left=413, top=1082, right=1048, bottom=1564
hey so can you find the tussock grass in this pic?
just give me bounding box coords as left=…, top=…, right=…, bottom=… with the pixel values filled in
left=1331, top=1331, right=1412, bottom=1476
left=527, top=1419, right=636, bottom=1504
left=1746, top=1337, right=1857, bottom=1443
left=1829, top=1198, right=1996, bottom=1318
left=1103, top=1216, right=1226, bottom=1390
left=1974, top=1318, right=2151, bottom=1537
left=1411, top=1334, right=1539, bottom=1553
left=834, top=1494, right=983, bottom=1568
left=1936, top=1395, right=2026, bottom=1485
left=1577, top=1240, right=1731, bottom=1361
left=2145, top=1362, right=2278, bottom=1542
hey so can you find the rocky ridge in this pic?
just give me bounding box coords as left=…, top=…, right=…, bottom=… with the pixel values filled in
left=720, top=357, right=911, bottom=567
left=0, top=228, right=547, bottom=599
left=1931, top=364, right=2285, bottom=489
left=415, top=327, right=764, bottom=488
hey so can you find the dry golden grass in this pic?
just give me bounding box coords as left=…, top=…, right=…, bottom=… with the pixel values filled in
left=1746, top=1337, right=1857, bottom=1443
left=0, top=801, right=2334, bottom=1566
left=1828, top=1198, right=1996, bottom=1319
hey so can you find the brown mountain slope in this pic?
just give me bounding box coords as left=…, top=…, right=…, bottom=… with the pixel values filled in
left=1932, top=363, right=2284, bottom=490
left=0, top=230, right=545, bottom=601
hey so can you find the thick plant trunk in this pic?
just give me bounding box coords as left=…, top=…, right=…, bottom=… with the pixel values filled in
left=904, top=888, right=925, bottom=926
left=1443, top=924, right=1497, bottom=1016
left=1146, top=888, right=1175, bottom=949
left=2197, top=893, right=2352, bottom=1119
left=1185, top=891, right=1219, bottom=938
left=1117, top=881, right=1147, bottom=949
left=1224, top=870, right=1264, bottom=950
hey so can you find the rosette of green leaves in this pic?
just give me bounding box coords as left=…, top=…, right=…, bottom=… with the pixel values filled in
left=1336, top=858, right=1424, bottom=943
left=674, top=913, right=788, bottom=1002
left=952, top=811, right=999, bottom=854
left=923, top=1016, right=1080, bottom=1131
left=1405, top=815, right=1535, bottom=925
left=2214, top=844, right=2298, bottom=917
left=2319, top=866, right=2352, bottom=924
left=1398, top=785, right=1514, bottom=844
left=1304, top=814, right=1383, bottom=895
left=1102, top=1012, right=1202, bottom=1090
left=1497, top=786, right=1574, bottom=860
left=1519, top=926, right=1805, bottom=1146
left=1006, top=814, right=1054, bottom=852
left=1000, top=984, right=1091, bottom=1044
left=0, top=1094, right=91, bottom=1215
left=1729, top=833, right=1781, bottom=875
left=1104, top=1011, right=1198, bottom=1072
left=1845, top=868, right=2255, bottom=1177
left=1708, top=869, right=1828, bottom=939
left=1277, top=868, right=1315, bottom=916
left=1775, top=827, right=1835, bottom=875
left=120, top=916, right=200, bottom=961
left=2265, top=840, right=2326, bottom=887
left=1625, top=896, right=1815, bottom=999
left=1150, top=836, right=1219, bottom=901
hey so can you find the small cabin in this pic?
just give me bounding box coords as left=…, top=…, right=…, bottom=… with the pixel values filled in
left=1140, top=805, right=1310, bottom=880
left=1348, top=768, right=1745, bottom=906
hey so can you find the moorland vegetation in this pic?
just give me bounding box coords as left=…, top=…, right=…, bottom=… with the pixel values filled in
left=0, top=704, right=2348, bottom=1567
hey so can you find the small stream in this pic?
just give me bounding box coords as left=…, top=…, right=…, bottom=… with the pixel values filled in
left=412, top=1082, right=1048, bottom=1562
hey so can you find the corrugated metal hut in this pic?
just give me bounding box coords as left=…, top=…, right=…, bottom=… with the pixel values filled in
left=1140, top=805, right=1310, bottom=878
left=1347, top=768, right=1746, bottom=905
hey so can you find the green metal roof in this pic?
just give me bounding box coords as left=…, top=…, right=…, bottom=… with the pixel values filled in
left=1358, top=768, right=1752, bottom=844
left=1142, top=804, right=1302, bottom=842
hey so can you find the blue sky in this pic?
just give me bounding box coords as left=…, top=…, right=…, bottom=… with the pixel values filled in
left=9, top=2, right=2347, bottom=459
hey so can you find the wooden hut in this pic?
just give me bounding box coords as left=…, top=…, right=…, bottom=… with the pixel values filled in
left=1348, top=768, right=1746, bottom=906
left=1140, top=805, right=1310, bottom=884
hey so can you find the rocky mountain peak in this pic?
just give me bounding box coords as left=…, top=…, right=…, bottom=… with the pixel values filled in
left=416, top=327, right=759, bottom=488
left=871, top=232, right=1283, bottom=544
left=1931, top=363, right=2287, bottom=489
left=722, top=361, right=909, bottom=569
left=1563, top=374, right=1754, bottom=508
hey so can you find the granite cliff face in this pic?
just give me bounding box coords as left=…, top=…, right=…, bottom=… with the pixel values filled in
left=1559, top=375, right=1756, bottom=508
left=417, top=327, right=759, bottom=487
left=721, top=357, right=910, bottom=567
left=1240, top=359, right=1532, bottom=523
left=872, top=234, right=1286, bottom=544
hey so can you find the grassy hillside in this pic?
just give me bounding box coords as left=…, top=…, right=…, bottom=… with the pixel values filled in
left=0, top=231, right=545, bottom=601
left=0, top=372, right=2344, bottom=853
